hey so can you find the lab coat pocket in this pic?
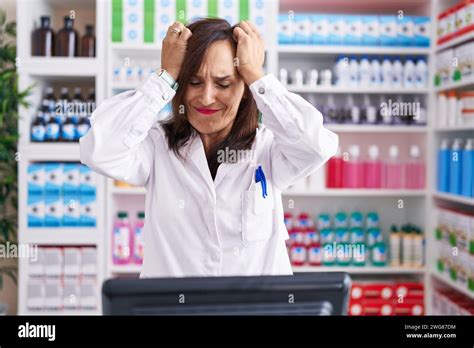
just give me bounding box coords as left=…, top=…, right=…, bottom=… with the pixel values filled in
left=242, top=182, right=274, bottom=247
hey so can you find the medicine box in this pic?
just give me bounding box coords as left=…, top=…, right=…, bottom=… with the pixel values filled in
left=28, top=163, right=45, bottom=195
left=44, top=163, right=63, bottom=195
left=397, top=16, right=414, bottom=46
left=63, top=163, right=80, bottom=195
left=79, top=164, right=97, bottom=195
left=80, top=193, right=97, bottom=227
left=44, top=194, right=63, bottom=227
left=311, top=14, right=329, bottom=45
left=28, top=194, right=44, bottom=227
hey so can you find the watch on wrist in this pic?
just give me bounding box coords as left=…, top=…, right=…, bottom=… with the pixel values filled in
left=157, top=68, right=179, bottom=91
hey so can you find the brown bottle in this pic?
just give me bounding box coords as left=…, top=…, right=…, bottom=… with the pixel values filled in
left=31, top=16, right=55, bottom=56
left=56, top=16, right=78, bottom=57
left=81, top=25, right=96, bottom=57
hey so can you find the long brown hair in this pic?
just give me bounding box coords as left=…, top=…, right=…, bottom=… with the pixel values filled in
left=161, top=18, right=259, bottom=179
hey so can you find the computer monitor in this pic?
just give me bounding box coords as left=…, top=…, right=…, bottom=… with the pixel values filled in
left=102, top=272, right=351, bottom=315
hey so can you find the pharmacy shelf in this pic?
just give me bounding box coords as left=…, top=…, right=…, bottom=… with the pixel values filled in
left=283, top=189, right=426, bottom=197
left=20, top=57, right=99, bottom=78
left=21, top=228, right=98, bottom=246
left=434, top=125, right=474, bottom=132
left=278, top=45, right=430, bottom=55
left=434, top=76, right=474, bottom=92
left=109, top=264, right=142, bottom=274
left=431, top=271, right=474, bottom=300
left=20, top=143, right=81, bottom=161
left=110, top=186, right=146, bottom=195
left=433, top=192, right=474, bottom=207
left=23, top=309, right=101, bottom=316
left=111, top=83, right=140, bottom=90
left=326, top=124, right=428, bottom=133
left=293, top=266, right=426, bottom=274
left=436, top=30, right=474, bottom=52
left=286, top=85, right=429, bottom=94
left=110, top=43, right=162, bottom=51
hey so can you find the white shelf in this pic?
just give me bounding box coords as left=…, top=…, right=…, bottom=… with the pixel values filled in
left=111, top=82, right=140, bottom=90
left=287, top=85, right=429, bottom=94
left=110, top=43, right=162, bottom=51
left=283, top=189, right=426, bottom=197
left=433, top=192, right=474, bottom=206
left=293, top=266, right=426, bottom=274
left=21, top=228, right=98, bottom=245
left=431, top=271, right=474, bottom=299
left=278, top=45, right=430, bottom=55
left=436, top=30, right=474, bottom=52
left=326, top=124, right=428, bottom=133
left=23, top=309, right=100, bottom=315
left=20, top=57, right=99, bottom=77
left=434, top=125, right=474, bottom=132
left=20, top=143, right=81, bottom=161
left=109, top=264, right=142, bottom=274
left=435, top=76, right=474, bottom=92
left=110, top=186, right=146, bottom=195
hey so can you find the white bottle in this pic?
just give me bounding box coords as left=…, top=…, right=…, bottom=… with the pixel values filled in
left=381, top=57, right=393, bottom=88
left=348, top=56, right=359, bottom=87
left=437, top=92, right=448, bottom=127
left=448, top=92, right=458, bottom=128
left=413, top=96, right=426, bottom=125
left=370, top=58, right=381, bottom=87
left=403, top=57, right=416, bottom=89
left=359, top=56, right=371, bottom=87
left=335, top=55, right=349, bottom=87
left=415, top=58, right=428, bottom=88
left=392, top=57, right=403, bottom=88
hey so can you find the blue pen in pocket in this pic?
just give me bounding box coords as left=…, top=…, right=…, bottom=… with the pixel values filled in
left=255, top=166, right=268, bottom=199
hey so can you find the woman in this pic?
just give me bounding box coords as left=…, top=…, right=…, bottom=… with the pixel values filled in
left=80, top=18, right=338, bottom=278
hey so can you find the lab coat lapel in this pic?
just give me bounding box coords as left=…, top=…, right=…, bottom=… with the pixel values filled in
left=186, top=133, right=216, bottom=198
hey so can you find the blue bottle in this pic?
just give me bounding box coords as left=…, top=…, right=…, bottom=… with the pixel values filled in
left=437, top=139, right=450, bottom=192
left=461, top=139, right=473, bottom=197
left=449, top=138, right=463, bottom=195
left=31, top=111, right=46, bottom=142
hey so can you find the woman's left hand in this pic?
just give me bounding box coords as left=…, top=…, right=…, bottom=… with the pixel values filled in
left=233, top=21, right=265, bottom=85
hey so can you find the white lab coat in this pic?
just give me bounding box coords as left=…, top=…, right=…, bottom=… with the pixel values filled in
left=80, top=73, right=338, bottom=278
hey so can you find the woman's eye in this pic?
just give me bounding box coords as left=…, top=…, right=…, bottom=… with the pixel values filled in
left=189, top=81, right=201, bottom=86
left=218, top=84, right=230, bottom=89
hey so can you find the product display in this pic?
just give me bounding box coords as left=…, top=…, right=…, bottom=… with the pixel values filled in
left=437, top=0, right=474, bottom=45
left=112, top=211, right=145, bottom=265
left=31, top=87, right=94, bottom=143
left=434, top=41, right=474, bottom=87
left=326, top=144, right=425, bottom=189
left=27, top=163, right=97, bottom=227
left=27, top=246, right=98, bottom=311
left=437, top=91, right=474, bottom=128
left=278, top=14, right=430, bottom=47
left=349, top=281, right=424, bottom=316
left=435, top=207, right=474, bottom=294
left=432, top=288, right=474, bottom=315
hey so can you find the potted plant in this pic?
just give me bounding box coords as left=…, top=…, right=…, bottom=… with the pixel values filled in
left=0, top=8, right=33, bottom=314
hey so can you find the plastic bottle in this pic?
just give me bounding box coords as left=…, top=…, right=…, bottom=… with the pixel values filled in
left=326, top=147, right=343, bottom=188
left=45, top=113, right=60, bottom=142
left=31, top=111, right=46, bottom=142
left=449, top=138, right=463, bottom=195
left=343, top=145, right=364, bottom=188
left=403, top=56, right=416, bottom=88
left=76, top=111, right=91, bottom=139
left=412, top=227, right=424, bottom=268
left=461, top=139, right=474, bottom=197
left=447, top=91, right=458, bottom=127
left=335, top=55, right=349, bottom=87
left=363, top=94, right=377, bottom=124
left=370, top=58, right=381, bottom=87
left=61, top=114, right=76, bottom=142
left=31, top=15, right=55, bottom=56
left=401, top=224, right=414, bottom=267
left=379, top=95, right=392, bottom=124
left=359, top=56, right=371, bottom=87
left=437, top=92, right=448, bottom=127
left=364, top=145, right=382, bottom=188
left=348, top=56, right=359, bottom=87
left=415, top=57, right=428, bottom=88
left=405, top=145, right=425, bottom=189
left=44, top=87, right=56, bottom=113
left=437, top=139, right=450, bottom=192
left=133, top=211, right=145, bottom=264
left=389, top=225, right=401, bottom=267
left=113, top=211, right=132, bottom=264
left=381, top=56, right=393, bottom=88
left=392, top=57, right=403, bottom=88
left=384, top=145, right=403, bottom=189
left=413, top=96, right=427, bottom=125
left=56, top=87, right=70, bottom=126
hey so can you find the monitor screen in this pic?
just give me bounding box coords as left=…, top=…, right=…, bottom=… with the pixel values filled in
left=102, top=272, right=351, bottom=315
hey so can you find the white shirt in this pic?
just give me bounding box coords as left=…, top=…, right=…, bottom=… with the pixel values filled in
left=80, top=73, right=339, bottom=278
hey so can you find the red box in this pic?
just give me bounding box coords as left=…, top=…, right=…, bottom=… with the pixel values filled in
left=394, top=300, right=424, bottom=316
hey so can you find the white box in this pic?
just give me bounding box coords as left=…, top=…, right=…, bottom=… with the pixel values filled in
left=345, top=15, right=363, bottom=45
left=28, top=163, right=45, bottom=195
left=27, top=279, right=45, bottom=310
left=80, top=193, right=97, bottom=227
left=455, top=42, right=474, bottom=81
left=80, top=278, right=97, bottom=309
left=64, top=248, right=81, bottom=278
left=79, top=165, right=97, bottom=195
left=44, top=278, right=63, bottom=310
left=63, top=278, right=80, bottom=309
left=63, top=163, right=80, bottom=194
left=44, top=248, right=63, bottom=278
left=155, top=0, right=176, bottom=42
left=27, top=194, right=44, bottom=227
left=44, top=194, right=63, bottom=227
left=328, top=15, right=346, bottom=45
left=249, top=0, right=268, bottom=42
left=123, top=0, right=144, bottom=43
left=44, top=163, right=63, bottom=194
left=397, top=16, right=414, bottom=46
left=63, top=194, right=80, bottom=226
left=380, top=16, right=397, bottom=46
left=278, top=14, right=294, bottom=44
left=311, top=14, right=329, bottom=45
left=81, top=247, right=97, bottom=277
left=293, top=14, right=311, bottom=45
left=435, top=49, right=454, bottom=86
left=28, top=247, right=45, bottom=277
left=362, top=15, right=379, bottom=45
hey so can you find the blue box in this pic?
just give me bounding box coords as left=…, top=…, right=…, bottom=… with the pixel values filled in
left=311, top=14, right=329, bottom=44
left=63, top=163, right=80, bottom=195
left=328, top=15, right=346, bottom=45
left=44, top=163, right=63, bottom=195
left=28, top=163, right=45, bottom=195
left=80, top=193, right=97, bottom=227
left=345, top=15, right=363, bottom=45
left=278, top=14, right=294, bottom=44
left=293, top=14, right=311, bottom=44
left=362, top=16, right=380, bottom=46
left=397, top=16, right=414, bottom=46
left=79, top=165, right=97, bottom=195
left=28, top=194, right=44, bottom=227
left=44, top=194, right=62, bottom=227
left=414, top=16, right=430, bottom=47
left=63, top=194, right=80, bottom=226
left=380, top=16, right=397, bottom=46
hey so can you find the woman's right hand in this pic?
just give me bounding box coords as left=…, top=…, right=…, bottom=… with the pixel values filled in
left=161, top=22, right=193, bottom=81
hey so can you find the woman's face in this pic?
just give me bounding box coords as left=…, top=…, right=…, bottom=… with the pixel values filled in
left=184, top=40, right=245, bottom=137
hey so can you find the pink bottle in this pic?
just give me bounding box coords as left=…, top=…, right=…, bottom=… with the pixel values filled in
left=343, top=145, right=364, bottom=188
left=133, top=211, right=145, bottom=264
left=405, top=145, right=425, bottom=189
left=384, top=145, right=403, bottom=189
left=112, top=211, right=132, bottom=264
left=364, top=145, right=382, bottom=188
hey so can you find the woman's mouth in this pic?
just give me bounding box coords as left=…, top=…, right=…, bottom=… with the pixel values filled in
left=195, top=107, right=220, bottom=115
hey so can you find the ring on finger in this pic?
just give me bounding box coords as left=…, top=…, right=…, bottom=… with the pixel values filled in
left=171, top=27, right=181, bottom=34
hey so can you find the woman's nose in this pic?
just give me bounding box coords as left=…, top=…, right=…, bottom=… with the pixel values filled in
left=199, top=84, right=216, bottom=106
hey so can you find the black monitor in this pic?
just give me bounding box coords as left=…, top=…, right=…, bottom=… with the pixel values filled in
left=102, top=272, right=351, bottom=315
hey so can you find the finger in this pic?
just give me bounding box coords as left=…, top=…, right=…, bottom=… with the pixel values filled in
left=238, top=21, right=254, bottom=36
left=166, top=22, right=183, bottom=41
left=232, top=26, right=247, bottom=41
left=245, top=21, right=260, bottom=35
left=179, top=27, right=193, bottom=42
